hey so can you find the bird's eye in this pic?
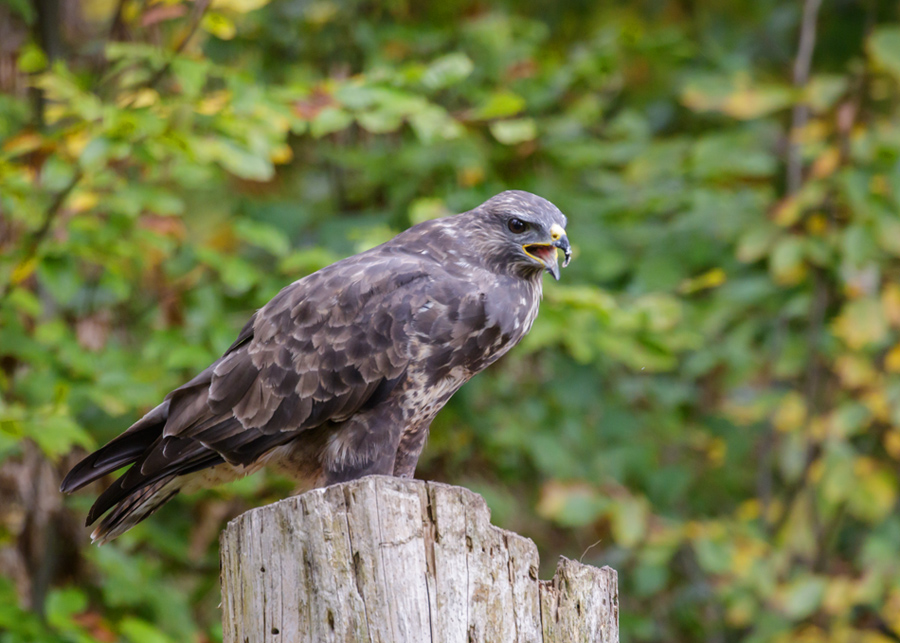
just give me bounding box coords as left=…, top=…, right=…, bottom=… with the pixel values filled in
left=507, top=218, right=528, bottom=234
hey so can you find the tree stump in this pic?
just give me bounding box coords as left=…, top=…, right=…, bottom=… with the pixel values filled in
left=220, top=476, right=618, bottom=643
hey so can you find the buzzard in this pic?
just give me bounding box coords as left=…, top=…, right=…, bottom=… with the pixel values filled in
left=60, top=190, right=571, bottom=543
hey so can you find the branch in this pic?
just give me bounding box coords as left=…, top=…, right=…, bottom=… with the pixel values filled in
left=785, top=0, right=823, bottom=195
left=1, top=168, right=83, bottom=298
left=143, top=0, right=211, bottom=91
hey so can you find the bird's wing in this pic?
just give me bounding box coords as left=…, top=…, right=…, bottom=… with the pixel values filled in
left=169, top=251, right=438, bottom=460
left=67, top=250, right=438, bottom=524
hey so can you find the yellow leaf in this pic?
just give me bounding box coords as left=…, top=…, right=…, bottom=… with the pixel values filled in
left=457, top=165, right=485, bottom=187
left=848, top=463, right=897, bottom=522
left=270, top=144, right=293, bottom=165
left=805, top=213, right=828, bottom=235
left=682, top=520, right=704, bottom=540
left=886, top=344, right=900, bottom=372
left=871, top=174, right=890, bottom=196
left=883, top=283, right=900, bottom=326
left=679, top=268, right=727, bottom=294
left=725, top=596, right=755, bottom=627
left=884, top=430, right=900, bottom=460
left=11, top=258, right=37, bottom=285
left=771, top=196, right=801, bottom=226
left=69, top=191, right=98, bottom=213
left=64, top=129, right=91, bottom=157
left=822, top=577, right=855, bottom=616
left=730, top=538, right=761, bottom=576
left=810, top=147, right=841, bottom=180
left=854, top=456, right=876, bottom=477
left=808, top=458, right=825, bottom=483
left=862, top=389, right=890, bottom=421
left=211, top=0, right=270, bottom=12
left=116, top=88, right=159, bottom=108
left=835, top=354, right=877, bottom=388
left=196, top=91, right=230, bottom=115
left=736, top=499, right=760, bottom=521
left=832, top=298, right=888, bottom=349
left=773, top=392, right=807, bottom=432
left=2, top=131, right=44, bottom=155
left=706, top=437, right=726, bottom=466
left=202, top=12, right=236, bottom=39
left=809, top=416, right=828, bottom=441
left=882, top=590, right=900, bottom=637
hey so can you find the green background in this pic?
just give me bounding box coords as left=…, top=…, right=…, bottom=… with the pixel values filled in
left=3, top=0, right=900, bottom=641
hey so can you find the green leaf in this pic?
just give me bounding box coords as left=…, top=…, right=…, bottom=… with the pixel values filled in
left=7, top=287, right=41, bottom=316
left=473, top=90, right=526, bottom=120
left=769, top=236, right=806, bottom=285
left=868, top=26, right=900, bottom=80
left=234, top=219, right=291, bottom=257
left=208, top=138, right=274, bottom=181
left=310, top=107, right=354, bottom=137
left=780, top=576, right=826, bottom=619
left=17, top=42, right=47, bottom=73
left=681, top=72, right=793, bottom=119
left=3, top=0, right=36, bottom=23
left=409, top=105, right=463, bottom=143
left=357, top=109, right=404, bottom=134
left=421, top=53, right=474, bottom=90
left=489, top=118, right=537, bottom=145
left=45, top=587, right=87, bottom=631
left=611, top=496, right=648, bottom=547
left=26, top=410, right=94, bottom=460
left=120, top=617, right=175, bottom=643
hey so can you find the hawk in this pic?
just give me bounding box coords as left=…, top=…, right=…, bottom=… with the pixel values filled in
left=60, top=190, right=571, bottom=543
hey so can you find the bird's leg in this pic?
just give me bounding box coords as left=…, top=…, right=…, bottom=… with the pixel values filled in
left=392, top=421, right=431, bottom=479
left=320, top=419, right=402, bottom=484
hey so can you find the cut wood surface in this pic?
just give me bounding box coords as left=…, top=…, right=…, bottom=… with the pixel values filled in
left=220, top=476, right=618, bottom=643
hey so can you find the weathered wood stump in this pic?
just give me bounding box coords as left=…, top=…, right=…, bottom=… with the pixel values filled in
left=220, top=476, right=618, bottom=643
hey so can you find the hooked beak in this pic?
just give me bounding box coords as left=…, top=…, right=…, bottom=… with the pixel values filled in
left=523, top=223, right=571, bottom=281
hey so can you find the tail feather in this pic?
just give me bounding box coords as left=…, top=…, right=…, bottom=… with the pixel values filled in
left=59, top=401, right=170, bottom=493
left=85, top=447, right=223, bottom=525
left=60, top=353, right=295, bottom=543
left=90, top=477, right=181, bottom=545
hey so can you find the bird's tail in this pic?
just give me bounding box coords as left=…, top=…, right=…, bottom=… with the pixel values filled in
left=60, top=400, right=170, bottom=494
left=89, top=476, right=181, bottom=545
left=60, top=400, right=182, bottom=544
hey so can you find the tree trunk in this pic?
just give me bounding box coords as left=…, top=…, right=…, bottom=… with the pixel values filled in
left=220, top=476, right=618, bottom=643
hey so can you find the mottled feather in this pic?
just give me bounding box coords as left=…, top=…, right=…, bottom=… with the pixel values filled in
left=60, top=190, right=570, bottom=543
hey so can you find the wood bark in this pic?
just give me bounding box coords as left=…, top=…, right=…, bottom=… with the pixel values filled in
left=220, top=476, right=618, bottom=643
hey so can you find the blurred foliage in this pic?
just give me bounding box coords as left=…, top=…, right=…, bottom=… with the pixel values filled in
left=3, top=0, right=900, bottom=641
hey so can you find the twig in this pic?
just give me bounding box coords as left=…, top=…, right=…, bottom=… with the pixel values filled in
left=786, top=0, right=823, bottom=195
left=579, top=538, right=603, bottom=563
left=107, top=0, right=128, bottom=41
left=765, top=0, right=825, bottom=539
left=1, top=168, right=83, bottom=298
left=143, top=0, right=211, bottom=91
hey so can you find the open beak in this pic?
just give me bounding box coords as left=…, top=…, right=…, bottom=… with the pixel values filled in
left=523, top=224, right=571, bottom=281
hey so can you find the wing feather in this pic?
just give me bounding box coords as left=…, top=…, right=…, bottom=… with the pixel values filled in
left=67, top=242, right=498, bottom=537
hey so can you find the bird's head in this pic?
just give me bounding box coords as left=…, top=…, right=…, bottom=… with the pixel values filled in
left=473, top=190, right=571, bottom=281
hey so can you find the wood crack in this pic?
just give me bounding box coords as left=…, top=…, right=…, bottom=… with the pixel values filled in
left=219, top=477, right=618, bottom=642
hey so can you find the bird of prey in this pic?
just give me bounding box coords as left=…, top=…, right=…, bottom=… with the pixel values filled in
left=60, top=190, right=571, bottom=543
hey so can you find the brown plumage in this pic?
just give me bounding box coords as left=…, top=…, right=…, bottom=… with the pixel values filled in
left=60, top=190, right=571, bottom=543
